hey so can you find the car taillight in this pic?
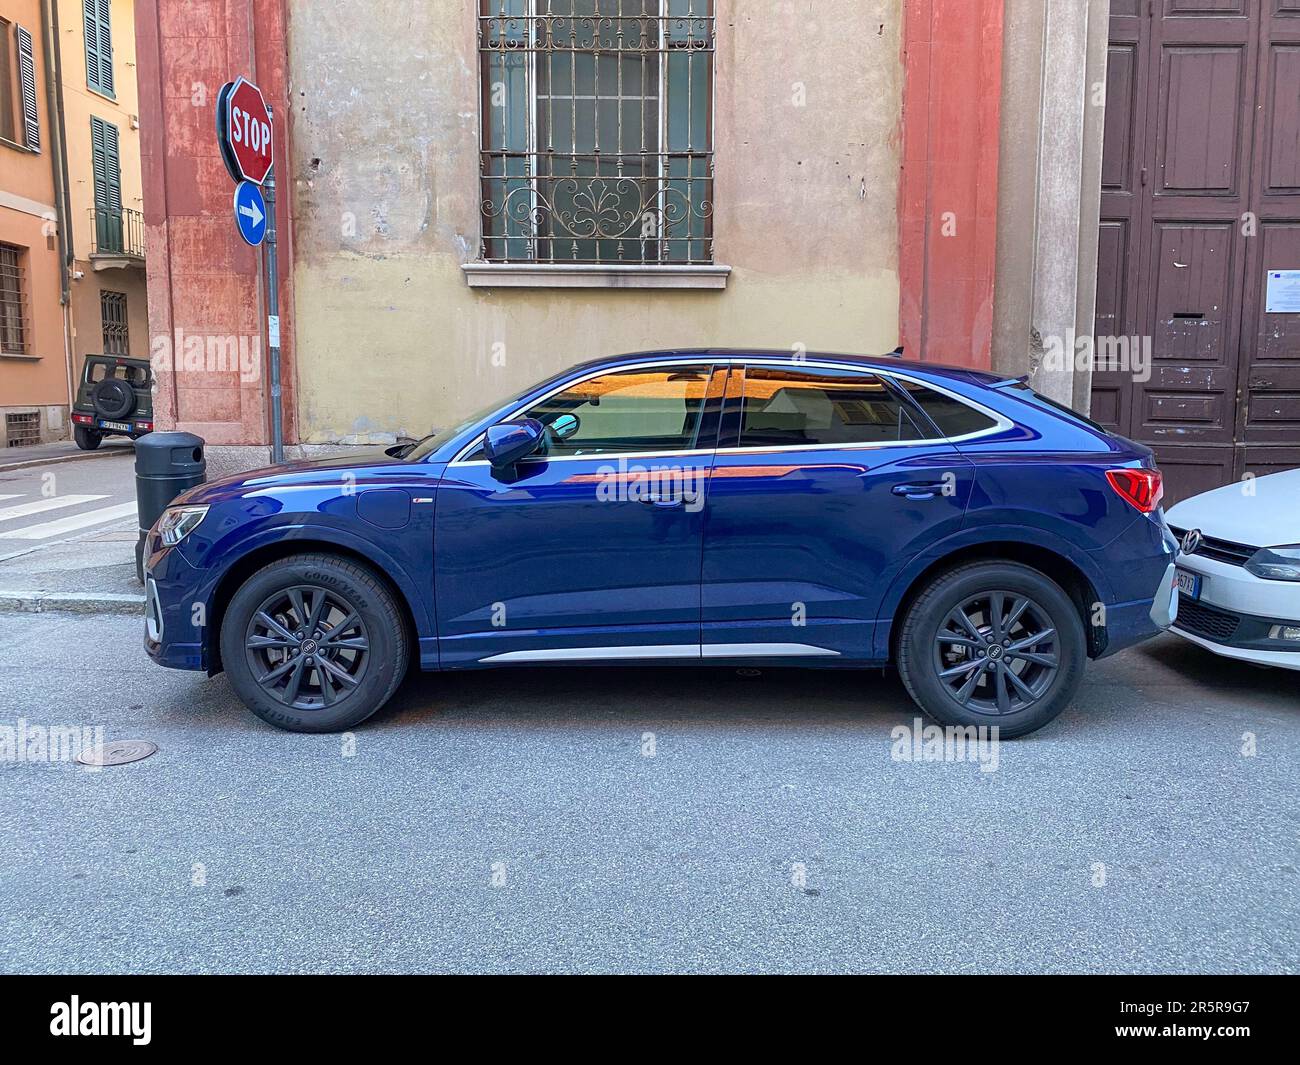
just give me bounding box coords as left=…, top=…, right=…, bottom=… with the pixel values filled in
left=71, top=412, right=93, bottom=425
left=1105, top=468, right=1163, bottom=513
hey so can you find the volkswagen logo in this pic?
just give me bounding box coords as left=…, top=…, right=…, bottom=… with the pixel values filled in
left=1181, top=528, right=1203, bottom=556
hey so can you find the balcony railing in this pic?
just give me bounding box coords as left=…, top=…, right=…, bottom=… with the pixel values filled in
left=89, top=207, right=145, bottom=262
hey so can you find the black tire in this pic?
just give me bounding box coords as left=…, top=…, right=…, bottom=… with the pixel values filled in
left=896, top=561, right=1086, bottom=738
left=73, top=425, right=102, bottom=450
left=219, top=553, right=409, bottom=733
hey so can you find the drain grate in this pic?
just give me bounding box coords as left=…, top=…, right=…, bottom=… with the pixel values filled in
left=77, top=739, right=158, bottom=767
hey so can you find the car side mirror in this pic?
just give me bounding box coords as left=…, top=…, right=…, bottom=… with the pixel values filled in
left=482, top=418, right=545, bottom=474
left=550, top=413, right=580, bottom=441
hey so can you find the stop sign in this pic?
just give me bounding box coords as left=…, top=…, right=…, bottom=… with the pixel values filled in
left=219, top=76, right=273, bottom=185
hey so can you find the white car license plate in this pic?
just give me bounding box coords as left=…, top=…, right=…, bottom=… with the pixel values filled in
left=99, top=419, right=130, bottom=432
left=1175, top=568, right=1201, bottom=600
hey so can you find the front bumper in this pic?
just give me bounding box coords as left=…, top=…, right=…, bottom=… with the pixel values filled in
left=142, top=533, right=209, bottom=671
left=1169, top=551, right=1300, bottom=669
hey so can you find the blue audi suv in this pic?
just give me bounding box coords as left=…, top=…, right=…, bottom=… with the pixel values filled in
left=144, top=350, right=1178, bottom=737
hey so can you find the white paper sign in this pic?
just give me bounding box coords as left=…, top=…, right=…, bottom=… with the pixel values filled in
left=1265, top=270, right=1300, bottom=313
left=267, top=314, right=280, bottom=347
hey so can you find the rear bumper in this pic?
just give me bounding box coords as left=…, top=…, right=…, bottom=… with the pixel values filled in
left=1090, top=517, right=1178, bottom=658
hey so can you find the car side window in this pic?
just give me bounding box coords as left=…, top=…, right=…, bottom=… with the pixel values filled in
left=892, top=378, right=999, bottom=438
left=520, top=365, right=713, bottom=457
left=737, top=367, right=924, bottom=448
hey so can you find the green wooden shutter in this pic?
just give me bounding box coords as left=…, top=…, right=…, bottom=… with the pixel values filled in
left=84, top=0, right=113, bottom=95
left=16, top=25, right=40, bottom=151
left=91, top=116, right=122, bottom=252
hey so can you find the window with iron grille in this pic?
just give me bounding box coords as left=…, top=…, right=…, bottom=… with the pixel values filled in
left=478, top=0, right=715, bottom=265
left=0, top=243, right=28, bottom=355
left=100, top=290, right=129, bottom=354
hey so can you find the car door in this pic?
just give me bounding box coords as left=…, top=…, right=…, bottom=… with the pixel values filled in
left=434, top=361, right=725, bottom=666
left=701, top=360, right=976, bottom=661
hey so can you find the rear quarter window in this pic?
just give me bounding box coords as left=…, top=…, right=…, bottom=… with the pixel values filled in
left=892, top=379, right=999, bottom=438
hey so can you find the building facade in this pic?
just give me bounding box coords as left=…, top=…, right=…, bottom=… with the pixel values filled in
left=136, top=0, right=1299, bottom=503
left=0, top=0, right=65, bottom=446
left=0, top=0, right=148, bottom=449
left=60, top=0, right=149, bottom=384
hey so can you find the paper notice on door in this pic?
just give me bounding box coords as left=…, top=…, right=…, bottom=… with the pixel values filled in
left=1265, top=270, right=1300, bottom=313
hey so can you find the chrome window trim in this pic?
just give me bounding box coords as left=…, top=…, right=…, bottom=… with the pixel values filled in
left=448, top=357, right=723, bottom=466
left=447, top=355, right=1012, bottom=466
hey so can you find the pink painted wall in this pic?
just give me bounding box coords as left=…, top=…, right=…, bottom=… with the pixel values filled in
left=899, top=0, right=1003, bottom=369
left=136, top=0, right=296, bottom=445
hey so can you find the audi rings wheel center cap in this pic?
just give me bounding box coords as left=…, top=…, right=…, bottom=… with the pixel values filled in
left=301, top=639, right=319, bottom=655
left=988, top=645, right=1003, bottom=660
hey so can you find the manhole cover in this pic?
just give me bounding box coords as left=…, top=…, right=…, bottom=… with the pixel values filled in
left=77, top=740, right=158, bottom=767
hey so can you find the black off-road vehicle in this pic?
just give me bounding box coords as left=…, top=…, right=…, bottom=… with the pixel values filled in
left=71, top=354, right=155, bottom=449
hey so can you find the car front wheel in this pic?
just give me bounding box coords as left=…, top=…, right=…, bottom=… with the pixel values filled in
left=74, top=425, right=102, bottom=450
left=219, top=553, right=409, bottom=732
left=896, top=561, right=1085, bottom=738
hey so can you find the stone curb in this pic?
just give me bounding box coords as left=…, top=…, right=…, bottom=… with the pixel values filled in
left=0, top=590, right=144, bottom=615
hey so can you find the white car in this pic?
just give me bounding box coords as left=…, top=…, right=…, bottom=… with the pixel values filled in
left=1165, top=468, right=1300, bottom=670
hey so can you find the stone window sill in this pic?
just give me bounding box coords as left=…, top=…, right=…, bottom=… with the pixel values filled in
left=463, top=263, right=731, bottom=290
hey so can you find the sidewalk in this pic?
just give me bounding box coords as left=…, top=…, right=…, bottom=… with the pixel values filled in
left=0, top=438, right=134, bottom=473
left=0, top=523, right=143, bottom=615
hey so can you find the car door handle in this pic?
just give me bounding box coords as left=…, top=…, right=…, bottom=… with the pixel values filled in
left=638, top=493, right=685, bottom=508
left=891, top=482, right=946, bottom=500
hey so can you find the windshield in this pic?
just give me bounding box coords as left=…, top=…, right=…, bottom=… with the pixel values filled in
left=403, top=385, right=535, bottom=461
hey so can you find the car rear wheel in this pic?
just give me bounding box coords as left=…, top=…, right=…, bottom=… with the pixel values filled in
left=219, top=553, right=409, bottom=733
left=74, top=425, right=102, bottom=450
left=896, top=561, right=1085, bottom=738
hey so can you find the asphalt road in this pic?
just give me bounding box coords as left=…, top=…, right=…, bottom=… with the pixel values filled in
left=0, top=449, right=137, bottom=554
left=0, top=611, right=1295, bottom=974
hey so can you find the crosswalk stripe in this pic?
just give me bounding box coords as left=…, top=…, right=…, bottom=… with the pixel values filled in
left=0, top=502, right=138, bottom=540
left=0, top=494, right=108, bottom=523
left=0, top=494, right=21, bottom=502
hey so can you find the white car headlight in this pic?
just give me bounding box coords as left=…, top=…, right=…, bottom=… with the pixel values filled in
left=1244, top=544, right=1300, bottom=582
left=157, top=504, right=209, bottom=546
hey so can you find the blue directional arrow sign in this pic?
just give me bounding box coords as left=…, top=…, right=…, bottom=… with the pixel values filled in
left=232, top=180, right=267, bottom=247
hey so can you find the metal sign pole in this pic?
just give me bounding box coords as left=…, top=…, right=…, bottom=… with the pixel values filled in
left=263, top=106, right=283, bottom=464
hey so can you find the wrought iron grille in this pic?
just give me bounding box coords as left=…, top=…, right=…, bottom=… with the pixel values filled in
left=5, top=411, right=39, bottom=448
left=100, top=290, right=129, bottom=355
left=478, top=0, right=715, bottom=265
left=89, top=206, right=146, bottom=259
left=0, top=243, right=28, bottom=355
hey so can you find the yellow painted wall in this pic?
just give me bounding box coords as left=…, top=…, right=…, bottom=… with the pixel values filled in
left=287, top=1, right=903, bottom=443
left=58, top=0, right=148, bottom=369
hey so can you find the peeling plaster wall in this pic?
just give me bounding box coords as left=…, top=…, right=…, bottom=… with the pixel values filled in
left=286, top=1, right=904, bottom=443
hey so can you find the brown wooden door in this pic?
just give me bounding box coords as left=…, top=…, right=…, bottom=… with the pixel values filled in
left=1093, top=0, right=1300, bottom=505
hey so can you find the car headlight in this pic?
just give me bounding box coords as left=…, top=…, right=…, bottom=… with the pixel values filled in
left=1244, top=544, right=1300, bottom=582
left=157, top=504, right=209, bottom=546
